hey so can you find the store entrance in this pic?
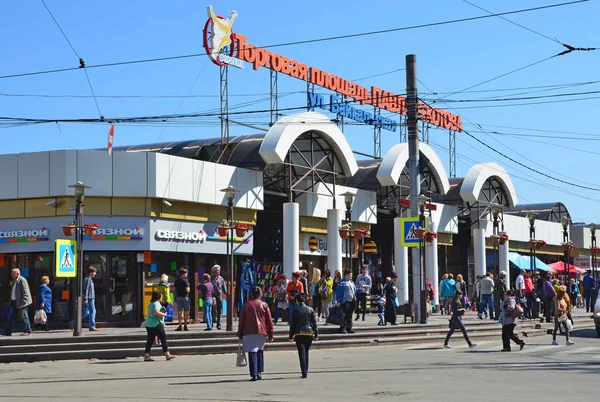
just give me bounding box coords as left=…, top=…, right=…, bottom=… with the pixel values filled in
left=84, top=252, right=139, bottom=324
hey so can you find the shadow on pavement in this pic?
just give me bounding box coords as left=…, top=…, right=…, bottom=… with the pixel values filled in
left=173, top=377, right=286, bottom=385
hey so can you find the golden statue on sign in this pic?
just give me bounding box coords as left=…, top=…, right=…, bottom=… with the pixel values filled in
left=207, top=6, right=237, bottom=62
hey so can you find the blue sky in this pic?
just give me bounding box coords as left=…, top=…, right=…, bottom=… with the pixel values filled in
left=1, top=1, right=599, bottom=223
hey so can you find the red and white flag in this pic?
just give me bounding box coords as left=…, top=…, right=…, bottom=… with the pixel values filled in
left=107, top=124, right=115, bottom=155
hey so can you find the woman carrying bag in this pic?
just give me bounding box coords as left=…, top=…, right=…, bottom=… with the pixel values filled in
left=237, top=287, right=274, bottom=381
left=552, top=286, right=575, bottom=346
left=35, top=276, right=52, bottom=332
left=444, top=290, right=476, bottom=349
left=144, top=291, right=176, bottom=361
left=289, top=293, right=318, bottom=378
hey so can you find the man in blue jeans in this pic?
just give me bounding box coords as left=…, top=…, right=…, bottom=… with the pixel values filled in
left=478, top=272, right=495, bottom=320
left=582, top=271, right=596, bottom=313
left=3, top=268, right=33, bottom=336
left=70, top=266, right=99, bottom=331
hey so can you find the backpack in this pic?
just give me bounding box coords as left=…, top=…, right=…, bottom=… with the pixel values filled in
left=318, top=279, right=329, bottom=299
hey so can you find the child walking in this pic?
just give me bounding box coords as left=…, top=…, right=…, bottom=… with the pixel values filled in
left=377, top=297, right=386, bottom=326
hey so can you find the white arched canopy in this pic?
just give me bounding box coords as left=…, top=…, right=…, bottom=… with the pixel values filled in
left=376, top=142, right=450, bottom=195
left=259, top=112, right=358, bottom=177
left=460, top=162, right=518, bottom=207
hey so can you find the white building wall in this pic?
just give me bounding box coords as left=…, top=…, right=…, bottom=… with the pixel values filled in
left=475, top=214, right=566, bottom=246
left=0, top=150, right=264, bottom=210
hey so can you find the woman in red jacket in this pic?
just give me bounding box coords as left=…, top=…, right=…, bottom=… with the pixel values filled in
left=237, top=287, right=274, bottom=381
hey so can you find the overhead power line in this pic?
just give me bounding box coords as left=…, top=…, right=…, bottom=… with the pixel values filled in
left=0, top=1, right=588, bottom=81
left=426, top=89, right=600, bottom=103
left=40, top=0, right=102, bottom=118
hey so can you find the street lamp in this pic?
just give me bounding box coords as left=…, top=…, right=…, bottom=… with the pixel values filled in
left=221, top=185, right=237, bottom=332
left=342, top=192, right=355, bottom=272
left=528, top=212, right=538, bottom=274
left=561, top=216, right=570, bottom=284
left=68, top=181, right=91, bottom=337
left=417, top=194, right=427, bottom=324
left=491, top=204, right=501, bottom=276
left=591, top=223, right=597, bottom=286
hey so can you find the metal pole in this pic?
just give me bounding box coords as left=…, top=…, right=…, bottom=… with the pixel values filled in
left=226, top=201, right=234, bottom=332
left=73, top=197, right=83, bottom=337
left=419, top=211, right=427, bottom=324
left=406, top=54, right=423, bottom=323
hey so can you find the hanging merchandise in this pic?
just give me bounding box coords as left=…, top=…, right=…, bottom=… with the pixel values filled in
left=238, top=259, right=256, bottom=312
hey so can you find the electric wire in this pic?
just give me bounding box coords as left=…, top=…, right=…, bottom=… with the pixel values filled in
left=462, top=0, right=561, bottom=44
left=40, top=0, right=102, bottom=118
left=0, top=1, right=588, bottom=81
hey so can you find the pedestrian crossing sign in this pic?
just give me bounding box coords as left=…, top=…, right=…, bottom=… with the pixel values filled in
left=55, top=239, right=77, bottom=278
left=400, top=217, right=426, bottom=248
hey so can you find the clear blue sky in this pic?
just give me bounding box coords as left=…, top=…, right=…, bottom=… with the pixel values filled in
left=1, top=1, right=599, bottom=224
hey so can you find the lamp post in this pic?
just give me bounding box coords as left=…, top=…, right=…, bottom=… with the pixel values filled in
left=591, top=223, right=597, bottom=288
left=561, top=216, right=570, bottom=284
left=68, top=181, right=91, bottom=337
left=342, top=192, right=355, bottom=272
left=528, top=212, right=538, bottom=274
left=221, top=185, right=237, bottom=332
left=417, top=194, right=427, bottom=324
left=491, top=204, right=501, bottom=277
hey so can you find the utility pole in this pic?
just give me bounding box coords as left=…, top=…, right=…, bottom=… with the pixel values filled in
left=406, top=54, right=425, bottom=324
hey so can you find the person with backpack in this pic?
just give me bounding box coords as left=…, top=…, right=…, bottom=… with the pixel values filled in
left=318, top=270, right=333, bottom=321
left=501, top=290, right=526, bottom=352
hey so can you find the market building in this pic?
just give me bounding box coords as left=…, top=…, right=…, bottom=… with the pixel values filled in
left=0, top=111, right=596, bottom=327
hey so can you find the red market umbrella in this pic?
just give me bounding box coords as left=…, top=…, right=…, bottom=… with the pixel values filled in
left=547, top=261, right=587, bottom=274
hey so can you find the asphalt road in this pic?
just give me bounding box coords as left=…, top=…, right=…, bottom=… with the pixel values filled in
left=1, top=327, right=598, bottom=402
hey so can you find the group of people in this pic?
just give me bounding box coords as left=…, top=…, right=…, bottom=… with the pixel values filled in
left=444, top=269, right=583, bottom=351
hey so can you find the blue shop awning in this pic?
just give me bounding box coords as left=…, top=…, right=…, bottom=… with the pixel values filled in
left=508, top=252, right=554, bottom=272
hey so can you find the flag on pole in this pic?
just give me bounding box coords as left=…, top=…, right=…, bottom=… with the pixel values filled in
left=107, top=124, right=115, bottom=155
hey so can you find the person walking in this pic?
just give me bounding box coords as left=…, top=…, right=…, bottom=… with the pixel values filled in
left=286, top=272, right=305, bottom=320
left=289, top=293, right=318, bottom=378
left=237, top=287, right=274, bottom=382
left=335, top=270, right=356, bottom=334
left=212, top=264, right=227, bottom=330
left=36, top=276, right=52, bottom=332
left=318, top=270, right=333, bottom=321
left=568, top=278, right=579, bottom=308
left=478, top=272, right=495, bottom=320
left=496, top=271, right=509, bottom=323
left=501, top=291, right=525, bottom=352
left=543, top=273, right=556, bottom=323
left=377, top=297, right=386, bottom=326
left=311, top=268, right=322, bottom=320
left=524, top=271, right=535, bottom=319
left=552, top=286, right=574, bottom=346
left=144, top=290, right=175, bottom=361
left=70, top=266, right=99, bottom=332
left=198, top=273, right=214, bottom=331
left=354, top=266, right=372, bottom=321
left=273, top=275, right=288, bottom=325
left=439, top=274, right=448, bottom=314
left=444, top=290, right=476, bottom=349
left=174, top=268, right=190, bottom=331
left=582, top=270, right=596, bottom=313
left=3, top=268, right=33, bottom=336
left=383, top=273, right=399, bottom=326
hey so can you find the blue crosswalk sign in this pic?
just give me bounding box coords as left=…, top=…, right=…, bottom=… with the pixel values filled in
left=55, top=239, right=77, bottom=278
left=400, top=217, right=426, bottom=248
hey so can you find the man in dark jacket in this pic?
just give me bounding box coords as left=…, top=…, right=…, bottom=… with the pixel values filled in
left=289, top=293, right=318, bottom=378
left=3, top=268, right=32, bottom=336
left=582, top=271, right=596, bottom=313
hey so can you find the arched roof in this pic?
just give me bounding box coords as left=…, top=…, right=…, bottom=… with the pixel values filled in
left=505, top=202, right=571, bottom=223
left=460, top=163, right=518, bottom=207
left=259, top=112, right=358, bottom=177
left=376, top=142, right=451, bottom=195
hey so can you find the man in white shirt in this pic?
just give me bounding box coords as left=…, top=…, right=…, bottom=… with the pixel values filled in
left=515, top=270, right=526, bottom=298
left=354, top=266, right=372, bottom=321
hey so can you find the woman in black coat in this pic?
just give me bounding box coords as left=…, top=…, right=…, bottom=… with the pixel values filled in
left=288, top=293, right=318, bottom=378
left=383, top=274, right=398, bottom=325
